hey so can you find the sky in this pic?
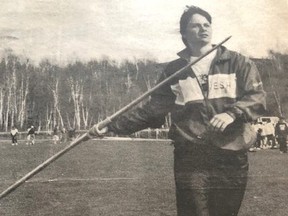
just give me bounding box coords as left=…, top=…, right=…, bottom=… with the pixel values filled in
left=0, top=0, right=287, bottom=65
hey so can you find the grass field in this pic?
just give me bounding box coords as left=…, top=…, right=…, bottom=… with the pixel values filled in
left=0, top=139, right=287, bottom=216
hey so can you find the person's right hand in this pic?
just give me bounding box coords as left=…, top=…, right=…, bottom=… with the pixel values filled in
left=209, top=112, right=235, bottom=132
left=88, top=124, right=108, bottom=138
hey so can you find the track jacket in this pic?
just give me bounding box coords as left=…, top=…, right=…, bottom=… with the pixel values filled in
left=108, top=46, right=266, bottom=151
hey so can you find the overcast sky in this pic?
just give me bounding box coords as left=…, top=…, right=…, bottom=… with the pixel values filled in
left=0, top=0, right=287, bottom=64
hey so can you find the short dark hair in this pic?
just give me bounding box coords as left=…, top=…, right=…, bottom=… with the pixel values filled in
left=180, top=6, right=212, bottom=47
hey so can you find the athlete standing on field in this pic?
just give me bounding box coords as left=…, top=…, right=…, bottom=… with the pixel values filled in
left=52, top=125, right=60, bottom=144
left=89, top=6, right=266, bottom=216
left=10, top=126, right=18, bottom=146
left=275, top=117, right=288, bottom=153
left=27, top=125, right=36, bottom=145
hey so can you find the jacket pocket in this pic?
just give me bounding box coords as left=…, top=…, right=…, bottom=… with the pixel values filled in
left=208, top=122, right=257, bottom=151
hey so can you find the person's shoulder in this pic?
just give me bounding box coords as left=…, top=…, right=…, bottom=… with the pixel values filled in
left=165, top=58, right=187, bottom=68
left=164, top=58, right=187, bottom=76
left=224, top=48, right=255, bottom=65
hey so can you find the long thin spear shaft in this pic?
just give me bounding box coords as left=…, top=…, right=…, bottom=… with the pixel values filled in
left=0, top=36, right=231, bottom=200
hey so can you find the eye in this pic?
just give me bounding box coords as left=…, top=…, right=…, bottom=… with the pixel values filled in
left=204, top=23, right=211, bottom=28
left=189, top=24, right=197, bottom=28
left=188, top=23, right=200, bottom=29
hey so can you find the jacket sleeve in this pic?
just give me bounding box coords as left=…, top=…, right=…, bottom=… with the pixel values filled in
left=107, top=71, right=176, bottom=135
left=226, top=55, right=266, bottom=121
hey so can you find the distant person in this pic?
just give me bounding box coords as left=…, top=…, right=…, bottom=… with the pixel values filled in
left=67, top=128, right=76, bottom=141
left=10, top=126, right=18, bottom=146
left=265, top=119, right=276, bottom=149
left=26, top=125, right=35, bottom=145
left=260, top=122, right=268, bottom=149
left=255, top=128, right=263, bottom=150
left=251, top=122, right=265, bottom=150
left=52, top=125, right=60, bottom=144
left=275, top=117, right=288, bottom=153
left=60, top=127, right=67, bottom=142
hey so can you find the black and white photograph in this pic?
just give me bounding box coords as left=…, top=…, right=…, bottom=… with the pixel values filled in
left=0, top=0, right=287, bottom=215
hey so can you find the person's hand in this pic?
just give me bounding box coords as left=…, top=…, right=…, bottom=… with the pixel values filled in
left=209, top=113, right=235, bottom=132
left=88, top=124, right=108, bottom=138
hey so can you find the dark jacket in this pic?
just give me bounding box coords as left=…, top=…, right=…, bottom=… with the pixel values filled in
left=275, top=122, right=288, bottom=138
left=28, top=127, right=35, bottom=135
left=108, top=46, right=266, bottom=151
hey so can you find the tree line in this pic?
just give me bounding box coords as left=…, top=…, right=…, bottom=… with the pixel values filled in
left=0, top=54, right=164, bottom=132
left=253, top=51, right=288, bottom=117
left=0, top=51, right=287, bottom=132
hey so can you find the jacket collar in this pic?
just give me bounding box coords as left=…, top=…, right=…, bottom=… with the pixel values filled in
left=177, top=45, right=231, bottom=62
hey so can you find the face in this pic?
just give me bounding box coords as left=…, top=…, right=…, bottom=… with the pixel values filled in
left=183, top=13, right=212, bottom=46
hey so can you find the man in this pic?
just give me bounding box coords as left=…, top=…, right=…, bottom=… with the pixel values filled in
left=259, top=122, right=268, bottom=149
left=265, top=119, right=276, bottom=149
left=256, top=127, right=264, bottom=149
left=89, top=6, right=266, bottom=216
left=60, top=127, right=67, bottom=143
left=275, top=117, right=288, bottom=153
left=27, top=125, right=36, bottom=145
left=68, top=127, right=76, bottom=141
left=10, top=126, right=18, bottom=146
left=52, top=125, right=60, bottom=144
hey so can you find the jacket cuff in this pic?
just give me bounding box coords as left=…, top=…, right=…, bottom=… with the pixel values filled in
left=226, top=107, right=244, bottom=120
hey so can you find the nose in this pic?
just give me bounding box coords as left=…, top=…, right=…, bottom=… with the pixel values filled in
left=200, top=25, right=207, bottom=32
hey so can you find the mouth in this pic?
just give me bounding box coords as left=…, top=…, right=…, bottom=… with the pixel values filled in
left=199, top=34, right=209, bottom=38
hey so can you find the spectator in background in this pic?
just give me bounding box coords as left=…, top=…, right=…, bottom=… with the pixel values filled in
left=60, top=127, right=67, bottom=143
left=265, top=119, right=276, bottom=149
left=68, top=128, right=76, bottom=141
left=26, top=125, right=36, bottom=145
left=260, top=122, right=268, bottom=149
left=53, top=125, right=60, bottom=144
left=10, top=126, right=18, bottom=146
left=255, top=128, right=263, bottom=150
left=275, top=117, right=288, bottom=153
left=249, top=122, right=262, bottom=151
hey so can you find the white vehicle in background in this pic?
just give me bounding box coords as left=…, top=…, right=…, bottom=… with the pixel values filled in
left=257, top=116, right=280, bottom=126
left=252, top=116, right=279, bottom=132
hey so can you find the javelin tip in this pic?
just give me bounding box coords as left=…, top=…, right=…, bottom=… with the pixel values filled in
left=225, top=35, right=232, bottom=41
left=217, top=35, right=232, bottom=46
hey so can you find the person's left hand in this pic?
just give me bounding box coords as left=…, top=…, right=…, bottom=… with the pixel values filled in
left=209, top=113, right=235, bottom=132
left=88, top=124, right=108, bottom=138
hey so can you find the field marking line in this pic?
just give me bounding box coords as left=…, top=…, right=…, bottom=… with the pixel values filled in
left=98, top=137, right=172, bottom=142
left=0, top=137, right=172, bottom=143
left=26, top=177, right=139, bottom=184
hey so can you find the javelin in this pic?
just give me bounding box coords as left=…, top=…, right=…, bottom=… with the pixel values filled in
left=0, top=36, right=231, bottom=200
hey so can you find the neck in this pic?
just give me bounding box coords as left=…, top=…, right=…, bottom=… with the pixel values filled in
left=188, top=43, right=212, bottom=57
